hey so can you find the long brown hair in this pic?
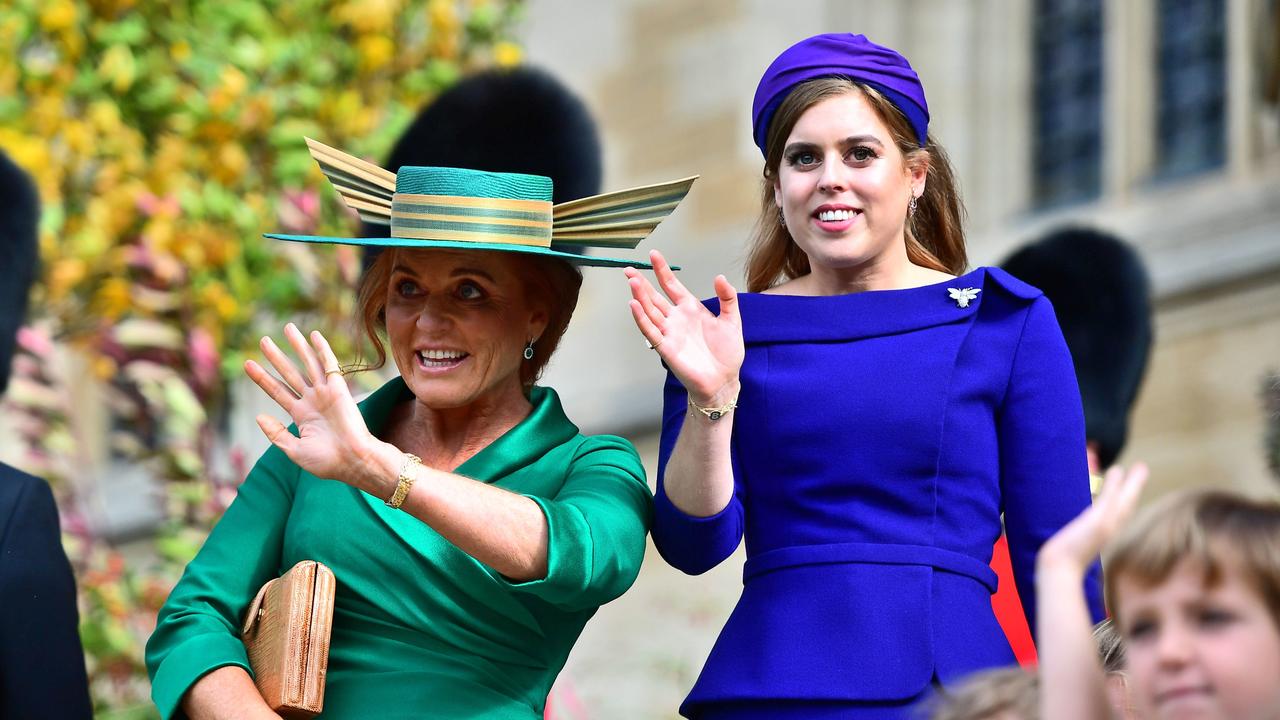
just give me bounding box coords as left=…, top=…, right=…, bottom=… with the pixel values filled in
left=353, top=248, right=583, bottom=392
left=744, top=77, right=967, bottom=292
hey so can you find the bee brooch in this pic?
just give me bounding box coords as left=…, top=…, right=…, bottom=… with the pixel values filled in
left=948, top=287, right=981, bottom=308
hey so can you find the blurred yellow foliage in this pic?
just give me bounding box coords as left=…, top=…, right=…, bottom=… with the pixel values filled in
left=0, top=2, right=524, bottom=710
left=333, top=0, right=403, bottom=34
left=494, top=40, right=523, bottom=67
left=93, top=278, right=133, bottom=320
left=358, top=34, right=397, bottom=72
left=98, top=44, right=137, bottom=93
left=39, top=0, right=78, bottom=31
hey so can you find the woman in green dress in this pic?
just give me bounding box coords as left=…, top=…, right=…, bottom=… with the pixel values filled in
left=145, top=140, right=695, bottom=720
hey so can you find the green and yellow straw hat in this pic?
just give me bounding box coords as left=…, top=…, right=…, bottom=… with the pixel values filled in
left=265, top=138, right=696, bottom=269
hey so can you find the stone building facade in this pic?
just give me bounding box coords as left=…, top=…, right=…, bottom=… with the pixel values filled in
left=524, top=1, right=1280, bottom=716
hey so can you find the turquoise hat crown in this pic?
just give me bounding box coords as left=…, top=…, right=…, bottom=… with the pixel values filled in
left=393, top=166, right=553, bottom=201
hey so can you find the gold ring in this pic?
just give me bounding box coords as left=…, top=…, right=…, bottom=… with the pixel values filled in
left=645, top=338, right=663, bottom=351
left=324, top=368, right=343, bottom=377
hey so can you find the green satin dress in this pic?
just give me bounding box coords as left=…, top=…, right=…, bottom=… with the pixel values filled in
left=145, top=377, right=653, bottom=719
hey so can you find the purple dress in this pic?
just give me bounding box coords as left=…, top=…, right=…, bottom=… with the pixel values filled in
left=653, top=267, right=1104, bottom=719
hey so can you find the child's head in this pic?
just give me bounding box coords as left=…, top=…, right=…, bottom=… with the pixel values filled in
left=1104, top=489, right=1280, bottom=720
left=930, top=666, right=1038, bottom=720
left=1093, top=618, right=1127, bottom=673
left=1093, top=619, right=1139, bottom=719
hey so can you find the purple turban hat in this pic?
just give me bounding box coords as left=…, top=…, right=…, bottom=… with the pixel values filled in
left=751, top=33, right=930, bottom=154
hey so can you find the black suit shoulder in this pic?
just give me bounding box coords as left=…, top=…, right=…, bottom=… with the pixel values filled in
left=0, top=462, right=93, bottom=719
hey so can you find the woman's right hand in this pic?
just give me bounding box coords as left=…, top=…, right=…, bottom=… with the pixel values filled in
left=624, top=249, right=744, bottom=405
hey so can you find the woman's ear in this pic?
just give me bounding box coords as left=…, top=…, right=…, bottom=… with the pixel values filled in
left=906, top=150, right=930, bottom=200
left=527, top=306, right=550, bottom=345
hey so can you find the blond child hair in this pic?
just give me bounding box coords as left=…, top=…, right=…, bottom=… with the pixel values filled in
left=1102, top=489, right=1280, bottom=627
left=931, top=667, right=1039, bottom=720
left=1091, top=618, right=1125, bottom=673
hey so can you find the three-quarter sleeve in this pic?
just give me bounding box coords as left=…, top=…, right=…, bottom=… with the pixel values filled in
left=145, top=444, right=299, bottom=720
left=503, top=435, right=652, bottom=611
left=650, top=368, right=746, bottom=575
left=998, top=296, right=1106, bottom=638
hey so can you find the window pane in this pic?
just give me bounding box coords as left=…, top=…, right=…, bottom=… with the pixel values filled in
left=1155, top=0, right=1227, bottom=179
left=1033, top=0, right=1105, bottom=208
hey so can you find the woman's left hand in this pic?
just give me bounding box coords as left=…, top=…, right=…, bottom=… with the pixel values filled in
left=244, top=323, right=384, bottom=490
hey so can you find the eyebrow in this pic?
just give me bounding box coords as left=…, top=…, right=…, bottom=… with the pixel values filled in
left=451, top=267, right=497, bottom=283
left=783, top=135, right=886, bottom=154
left=391, top=264, right=498, bottom=283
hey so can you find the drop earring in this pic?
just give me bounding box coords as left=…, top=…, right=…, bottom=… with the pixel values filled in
left=523, top=339, right=535, bottom=361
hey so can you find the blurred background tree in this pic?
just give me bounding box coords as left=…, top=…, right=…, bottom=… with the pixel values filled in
left=0, top=0, right=524, bottom=714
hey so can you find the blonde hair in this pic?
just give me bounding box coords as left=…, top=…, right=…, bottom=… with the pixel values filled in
left=931, top=667, right=1039, bottom=720
left=1092, top=618, right=1126, bottom=673
left=1104, top=489, right=1280, bottom=628
left=744, top=77, right=968, bottom=293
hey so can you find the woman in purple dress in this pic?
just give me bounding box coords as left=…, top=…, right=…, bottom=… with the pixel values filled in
left=624, top=33, right=1103, bottom=718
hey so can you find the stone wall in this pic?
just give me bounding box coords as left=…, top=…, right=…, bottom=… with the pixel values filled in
left=520, top=1, right=1280, bottom=716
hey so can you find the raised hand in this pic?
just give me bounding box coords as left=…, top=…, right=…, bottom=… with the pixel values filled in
left=624, top=250, right=745, bottom=405
left=1038, top=463, right=1149, bottom=575
left=243, top=323, right=382, bottom=491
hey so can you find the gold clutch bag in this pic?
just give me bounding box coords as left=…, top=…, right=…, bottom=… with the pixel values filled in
left=241, top=560, right=336, bottom=719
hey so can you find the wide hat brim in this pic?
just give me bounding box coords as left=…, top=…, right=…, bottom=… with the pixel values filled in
left=264, top=233, right=676, bottom=269
left=274, top=138, right=693, bottom=272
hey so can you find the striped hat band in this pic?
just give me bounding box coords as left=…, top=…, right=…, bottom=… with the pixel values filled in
left=389, top=193, right=553, bottom=247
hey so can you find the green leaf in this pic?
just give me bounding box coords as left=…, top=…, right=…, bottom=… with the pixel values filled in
left=229, top=36, right=266, bottom=70
left=95, top=15, right=149, bottom=46
left=136, top=75, right=179, bottom=111
left=466, top=3, right=499, bottom=37
left=261, top=270, right=304, bottom=308
left=274, top=148, right=319, bottom=185
left=424, top=59, right=460, bottom=92
left=201, top=181, right=238, bottom=219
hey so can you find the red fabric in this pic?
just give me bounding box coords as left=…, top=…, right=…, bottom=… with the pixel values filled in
left=991, top=533, right=1037, bottom=666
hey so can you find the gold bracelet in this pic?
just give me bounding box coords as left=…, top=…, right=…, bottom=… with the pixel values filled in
left=688, top=395, right=737, bottom=421
left=386, top=452, right=421, bottom=509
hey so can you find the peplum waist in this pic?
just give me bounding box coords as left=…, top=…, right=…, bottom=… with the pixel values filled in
left=679, top=540, right=1011, bottom=712
left=744, top=541, right=997, bottom=593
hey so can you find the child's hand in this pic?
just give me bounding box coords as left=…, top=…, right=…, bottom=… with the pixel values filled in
left=1038, top=463, right=1149, bottom=576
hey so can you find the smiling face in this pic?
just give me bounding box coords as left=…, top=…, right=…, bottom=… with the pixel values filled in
left=383, top=248, right=548, bottom=410
left=772, top=89, right=926, bottom=279
left=1116, top=558, right=1280, bottom=720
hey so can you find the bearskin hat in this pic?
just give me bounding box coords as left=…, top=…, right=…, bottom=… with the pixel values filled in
left=1001, top=227, right=1154, bottom=468
left=360, top=66, right=603, bottom=265
left=0, top=152, right=40, bottom=397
